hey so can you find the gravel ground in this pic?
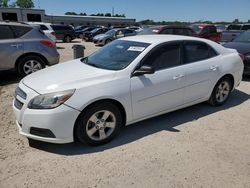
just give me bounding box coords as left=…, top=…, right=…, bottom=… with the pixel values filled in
left=0, top=39, right=250, bottom=188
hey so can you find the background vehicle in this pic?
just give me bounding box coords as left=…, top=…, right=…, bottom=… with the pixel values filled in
left=0, top=22, right=59, bottom=76
left=13, top=35, right=243, bottom=146
left=74, top=25, right=88, bottom=32
left=224, top=30, right=250, bottom=75
left=93, top=28, right=136, bottom=45
left=190, top=23, right=221, bottom=42
left=138, top=25, right=197, bottom=36
left=75, top=26, right=99, bottom=39
left=51, top=25, right=76, bottom=43
left=84, top=27, right=109, bottom=42
left=27, top=22, right=56, bottom=42
left=220, top=24, right=250, bottom=43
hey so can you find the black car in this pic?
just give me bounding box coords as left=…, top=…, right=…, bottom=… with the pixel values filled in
left=75, top=26, right=99, bottom=39
left=51, top=25, right=76, bottom=43
left=224, top=30, right=250, bottom=75
left=84, top=27, right=109, bottom=42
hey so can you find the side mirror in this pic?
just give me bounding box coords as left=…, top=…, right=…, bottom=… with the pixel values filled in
left=132, top=65, right=155, bottom=77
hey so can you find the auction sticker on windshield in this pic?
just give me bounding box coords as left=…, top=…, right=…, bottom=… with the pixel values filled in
left=128, top=46, right=146, bottom=52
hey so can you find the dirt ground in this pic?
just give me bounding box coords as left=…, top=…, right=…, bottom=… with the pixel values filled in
left=0, top=39, right=250, bottom=188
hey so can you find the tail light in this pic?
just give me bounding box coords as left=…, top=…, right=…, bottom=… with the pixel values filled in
left=51, top=31, right=56, bottom=36
left=239, top=53, right=245, bottom=61
left=40, top=39, right=55, bottom=48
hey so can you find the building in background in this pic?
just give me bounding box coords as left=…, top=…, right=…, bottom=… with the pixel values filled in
left=0, top=8, right=136, bottom=27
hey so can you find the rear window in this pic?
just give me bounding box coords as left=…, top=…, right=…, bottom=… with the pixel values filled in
left=227, top=25, right=242, bottom=30
left=10, top=26, right=32, bottom=38
left=0, top=25, right=14, bottom=39
left=39, top=25, right=49, bottom=31
left=52, top=25, right=73, bottom=31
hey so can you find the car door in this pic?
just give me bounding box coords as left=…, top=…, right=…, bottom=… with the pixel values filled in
left=131, top=42, right=186, bottom=119
left=181, top=41, right=219, bottom=104
left=0, top=25, right=24, bottom=70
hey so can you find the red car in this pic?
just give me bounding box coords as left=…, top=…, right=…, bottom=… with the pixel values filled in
left=190, top=23, right=221, bottom=43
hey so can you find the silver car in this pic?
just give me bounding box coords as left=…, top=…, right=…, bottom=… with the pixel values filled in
left=0, top=22, right=59, bottom=76
left=93, top=28, right=136, bottom=46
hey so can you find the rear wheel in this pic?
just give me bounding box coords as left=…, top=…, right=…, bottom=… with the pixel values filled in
left=75, top=102, right=122, bottom=146
left=17, top=55, right=46, bottom=77
left=208, top=77, right=232, bottom=106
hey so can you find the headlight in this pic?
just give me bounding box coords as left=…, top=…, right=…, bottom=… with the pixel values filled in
left=28, top=89, right=75, bottom=109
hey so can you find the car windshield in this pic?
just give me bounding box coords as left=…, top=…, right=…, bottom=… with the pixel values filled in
left=233, top=30, right=250, bottom=42
left=190, top=25, right=203, bottom=33
left=105, top=29, right=116, bottom=36
left=137, top=28, right=158, bottom=35
left=91, top=28, right=100, bottom=33
left=81, top=40, right=150, bottom=70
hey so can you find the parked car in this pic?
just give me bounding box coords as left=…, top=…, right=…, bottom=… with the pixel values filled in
left=84, top=27, right=109, bottom=42
left=190, top=23, right=221, bottom=42
left=220, top=24, right=250, bottom=44
left=93, top=28, right=136, bottom=45
left=74, top=25, right=88, bottom=32
left=127, top=26, right=143, bottom=32
left=224, top=30, right=250, bottom=75
left=0, top=22, right=59, bottom=76
left=227, top=24, right=250, bottom=31
left=138, top=25, right=197, bottom=36
left=27, top=22, right=56, bottom=43
left=75, top=26, right=99, bottom=39
left=13, top=35, right=243, bottom=146
left=51, top=25, right=76, bottom=43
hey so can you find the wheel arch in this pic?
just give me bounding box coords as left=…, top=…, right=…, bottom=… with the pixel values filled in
left=217, top=74, right=235, bottom=90
left=73, top=98, right=127, bottom=141
left=15, top=52, right=49, bottom=70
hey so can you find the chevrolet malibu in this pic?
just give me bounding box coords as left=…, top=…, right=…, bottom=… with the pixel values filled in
left=13, top=35, right=244, bottom=146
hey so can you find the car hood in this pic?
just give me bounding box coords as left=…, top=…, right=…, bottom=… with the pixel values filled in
left=224, top=42, right=250, bottom=54
left=94, top=34, right=109, bottom=40
left=22, top=59, right=116, bottom=94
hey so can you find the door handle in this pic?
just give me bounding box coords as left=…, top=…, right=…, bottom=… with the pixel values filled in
left=173, top=74, right=184, bottom=80
left=210, top=65, right=218, bottom=71
left=10, top=44, right=22, bottom=48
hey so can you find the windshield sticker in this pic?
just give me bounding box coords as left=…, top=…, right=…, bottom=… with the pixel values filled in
left=128, top=46, right=146, bottom=52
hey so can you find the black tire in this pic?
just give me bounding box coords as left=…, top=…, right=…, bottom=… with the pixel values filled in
left=75, top=102, right=122, bottom=146
left=63, top=35, right=72, bottom=43
left=208, top=77, right=233, bottom=106
left=17, top=55, right=46, bottom=77
left=105, top=39, right=112, bottom=45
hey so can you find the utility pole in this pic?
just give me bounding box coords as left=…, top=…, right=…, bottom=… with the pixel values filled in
left=112, top=7, right=114, bottom=17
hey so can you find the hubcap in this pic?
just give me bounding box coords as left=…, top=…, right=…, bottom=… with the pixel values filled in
left=86, top=110, right=116, bottom=141
left=23, top=60, right=42, bottom=75
left=216, top=81, right=230, bottom=103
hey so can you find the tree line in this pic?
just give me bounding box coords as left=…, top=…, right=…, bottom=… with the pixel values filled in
left=0, top=0, right=34, bottom=8
left=65, top=12, right=126, bottom=18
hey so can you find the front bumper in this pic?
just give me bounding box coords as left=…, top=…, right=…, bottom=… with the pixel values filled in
left=13, top=83, right=80, bottom=144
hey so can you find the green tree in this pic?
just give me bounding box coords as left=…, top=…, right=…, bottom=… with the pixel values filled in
left=65, top=12, right=78, bottom=15
left=0, top=0, right=10, bottom=7
left=16, top=0, right=34, bottom=8
left=105, top=13, right=111, bottom=17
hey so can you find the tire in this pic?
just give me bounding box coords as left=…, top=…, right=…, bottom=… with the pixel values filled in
left=63, top=35, right=72, bottom=43
left=17, top=55, right=46, bottom=77
left=105, top=39, right=112, bottom=45
left=208, top=77, right=233, bottom=106
left=75, top=102, right=122, bottom=146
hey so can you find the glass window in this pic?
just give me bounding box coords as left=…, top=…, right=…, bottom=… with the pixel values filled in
left=209, top=26, right=217, bottom=33
left=10, top=26, right=32, bottom=38
left=144, top=43, right=181, bottom=70
left=82, top=40, right=150, bottom=70
left=161, top=28, right=174, bottom=34
left=242, top=25, right=250, bottom=30
left=39, top=25, right=49, bottom=31
left=2, top=13, right=18, bottom=21
left=27, top=14, right=42, bottom=22
left=184, top=42, right=216, bottom=63
left=0, top=25, right=15, bottom=39
left=227, top=25, right=241, bottom=30
left=233, top=30, right=250, bottom=42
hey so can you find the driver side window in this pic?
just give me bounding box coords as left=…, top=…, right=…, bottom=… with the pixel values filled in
left=143, top=43, right=181, bottom=71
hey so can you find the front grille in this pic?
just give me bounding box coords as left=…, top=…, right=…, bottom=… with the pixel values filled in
left=15, top=87, right=27, bottom=100
left=14, top=98, right=24, bottom=110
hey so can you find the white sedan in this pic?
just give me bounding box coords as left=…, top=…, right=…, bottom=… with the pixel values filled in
left=13, top=35, right=244, bottom=146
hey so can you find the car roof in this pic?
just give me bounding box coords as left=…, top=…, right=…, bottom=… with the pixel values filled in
left=191, top=23, right=213, bottom=26
left=0, top=21, right=32, bottom=27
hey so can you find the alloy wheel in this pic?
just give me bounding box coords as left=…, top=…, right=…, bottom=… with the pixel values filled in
left=215, top=81, right=230, bottom=103
left=23, top=60, right=43, bottom=75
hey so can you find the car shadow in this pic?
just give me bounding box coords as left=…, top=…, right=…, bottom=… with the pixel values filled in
left=243, top=75, right=250, bottom=81
left=29, top=89, right=250, bottom=156
left=0, top=71, right=21, bottom=86
left=56, top=40, right=81, bottom=44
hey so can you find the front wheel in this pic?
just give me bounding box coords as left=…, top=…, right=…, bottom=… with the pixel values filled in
left=17, top=55, right=46, bottom=77
left=208, top=77, right=232, bottom=106
left=75, top=102, right=122, bottom=146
